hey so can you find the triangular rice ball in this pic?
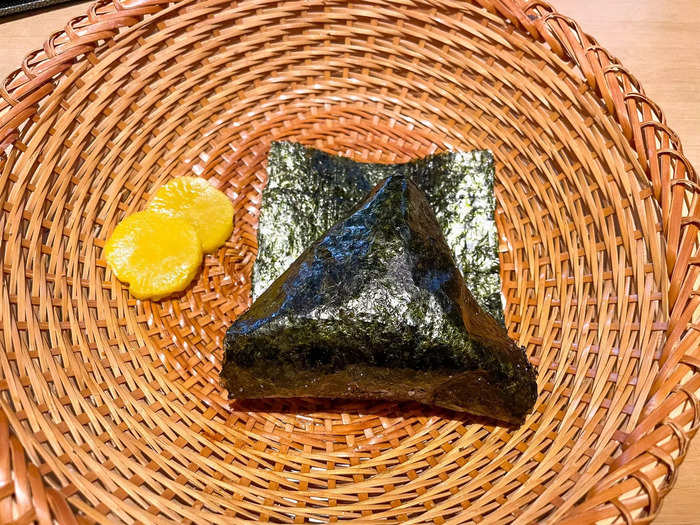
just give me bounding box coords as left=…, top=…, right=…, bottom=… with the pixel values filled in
left=222, top=176, right=536, bottom=424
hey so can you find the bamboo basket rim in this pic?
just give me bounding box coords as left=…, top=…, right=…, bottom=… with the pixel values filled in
left=0, top=0, right=698, bottom=523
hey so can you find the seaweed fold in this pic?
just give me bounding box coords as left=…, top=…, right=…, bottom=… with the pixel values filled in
left=255, top=142, right=503, bottom=321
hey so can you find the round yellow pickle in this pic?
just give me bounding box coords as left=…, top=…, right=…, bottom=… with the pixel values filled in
left=105, top=210, right=203, bottom=300
left=148, top=176, right=234, bottom=253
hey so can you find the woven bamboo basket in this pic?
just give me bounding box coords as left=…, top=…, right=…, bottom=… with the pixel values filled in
left=0, top=0, right=698, bottom=523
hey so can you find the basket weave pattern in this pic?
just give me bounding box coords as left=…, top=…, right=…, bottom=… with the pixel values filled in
left=0, top=0, right=698, bottom=523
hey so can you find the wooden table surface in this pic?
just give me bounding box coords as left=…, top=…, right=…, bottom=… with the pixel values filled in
left=1, top=2, right=698, bottom=524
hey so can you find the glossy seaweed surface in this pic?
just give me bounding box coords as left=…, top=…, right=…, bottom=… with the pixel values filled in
left=224, top=176, right=536, bottom=424
left=254, top=142, right=502, bottom=321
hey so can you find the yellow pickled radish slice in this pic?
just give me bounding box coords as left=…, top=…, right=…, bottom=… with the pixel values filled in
left=148, top=176, right=234, bottom=253
left=105, top=210, right=203, bottom=300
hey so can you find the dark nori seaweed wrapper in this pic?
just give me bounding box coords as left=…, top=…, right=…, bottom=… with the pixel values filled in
left=224, top=176, right=537, bottom=425
left=255, top=142, right=503, bottom=322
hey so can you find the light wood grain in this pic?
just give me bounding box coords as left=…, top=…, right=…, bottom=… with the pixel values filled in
left=0, top=2, right=697, bottom=523
left=0, top=2, right=92, bottom=71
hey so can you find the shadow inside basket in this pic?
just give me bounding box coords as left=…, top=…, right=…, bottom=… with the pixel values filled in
left=229, top=397, right=516, bottom=429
